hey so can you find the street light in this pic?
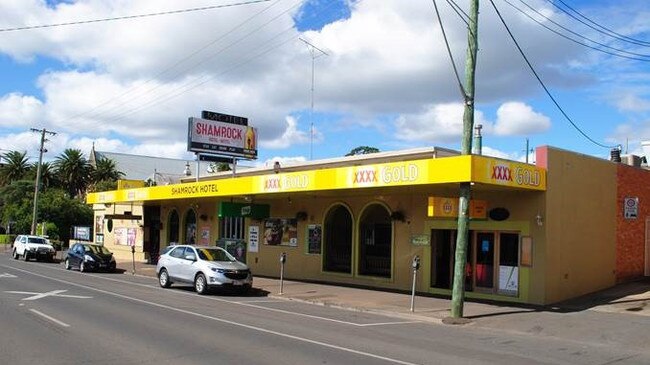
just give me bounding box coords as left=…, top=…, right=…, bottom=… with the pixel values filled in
left=183, top=162, right=191, bottom=177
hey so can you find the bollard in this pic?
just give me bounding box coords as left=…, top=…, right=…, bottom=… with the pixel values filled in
left=279, top=252, right=287, bottom=295
left=410, top=255, right=420, bottom=312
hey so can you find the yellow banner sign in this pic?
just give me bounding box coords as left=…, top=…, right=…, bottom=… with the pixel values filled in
left=472, top=156, right=546, bottom=190
left=427, top=197, right=487, bottom=219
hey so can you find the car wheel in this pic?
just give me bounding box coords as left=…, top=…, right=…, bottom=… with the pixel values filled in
left=158, top=269, right=171, bottom=288
left=80, top=261, right=86, bottom=273
left=23, top=252, right=29, bottom=261
left=12, top=250, right=18, bottom=260
left=194, top=273, right=208, bottom=295
left=65, top=259, right=71, bottom=270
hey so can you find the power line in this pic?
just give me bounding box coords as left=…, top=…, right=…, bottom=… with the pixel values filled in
left=488, top=0, right=618, bottom=150
left=546, top=0, right=650, bottom=47
left=432, top=0, right=467, bottom=100
left=0, top=0, right=271, bottom=33
left=59, top=0, right=288, bottom=126
left=99, top=3, right=303, bottom=124
left=504, top=0, right=650, bottom=62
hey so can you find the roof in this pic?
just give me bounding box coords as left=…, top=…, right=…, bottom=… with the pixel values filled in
left=90, top=149, right=195, bottom=184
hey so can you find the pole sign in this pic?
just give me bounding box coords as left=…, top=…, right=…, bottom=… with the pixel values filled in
left=187, top=117, right=258, bottom=159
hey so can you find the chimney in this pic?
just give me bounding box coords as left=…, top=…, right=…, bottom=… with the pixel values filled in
left=610, top=148, right=621, bottom=163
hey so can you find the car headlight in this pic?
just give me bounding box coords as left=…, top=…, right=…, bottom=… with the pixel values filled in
left=84, top=254, right=95, bottom=262
left=210, top=267, right=225, bottom=273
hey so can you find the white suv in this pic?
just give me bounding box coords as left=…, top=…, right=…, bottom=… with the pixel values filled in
left=13, top=235, right=56, bottom=262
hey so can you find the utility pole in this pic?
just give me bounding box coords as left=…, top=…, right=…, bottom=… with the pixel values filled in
left=299, top=38, right=328, bottom=160
left=30, top=128, right=56, bottom=236
left=450, top=0, right=479, bottom=319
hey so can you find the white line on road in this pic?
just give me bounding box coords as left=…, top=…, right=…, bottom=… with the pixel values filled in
left=0, top=272, right=17, bottom=278
left=29, top=309, right=70, bottom=328
left=5, top=289, right=93, bottom=301
left=5, top=265, right=422, bottom=365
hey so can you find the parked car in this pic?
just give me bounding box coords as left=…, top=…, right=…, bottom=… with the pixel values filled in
left=156, top=245, right=252, bottom=294
left=64, top=242, right=116, bottom=272
left=12, top=235, right=55, bottom=262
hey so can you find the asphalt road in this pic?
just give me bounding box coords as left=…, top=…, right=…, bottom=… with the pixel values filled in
left=0, top=253, right=649, bottom=365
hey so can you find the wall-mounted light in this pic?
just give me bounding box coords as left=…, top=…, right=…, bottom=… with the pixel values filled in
left=535, top=213, right=543, bottom=226
left=184, top=162, right=192, bottom=176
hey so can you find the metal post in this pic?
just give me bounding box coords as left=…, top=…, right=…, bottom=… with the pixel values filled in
left=279, top=252, right=286, bottom=295
left=195, top=154, right=200, bottom=182
left=410, top=255, right=420, bottom=312
left=131, top=245, right=136, bottom=275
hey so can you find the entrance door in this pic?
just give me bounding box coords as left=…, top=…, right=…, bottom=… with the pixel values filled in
left=430, top=229, right=473, bottom=291
left=474, top=232, right=495, bottom=291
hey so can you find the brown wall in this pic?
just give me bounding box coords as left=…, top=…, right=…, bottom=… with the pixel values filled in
left=539, top=146, right=618, bottom=304
left=616, top=164, right=650, bottom=282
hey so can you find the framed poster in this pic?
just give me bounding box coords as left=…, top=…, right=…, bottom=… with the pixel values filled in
left=248, top=226, right=259, bottom=253
left=263, top=218, right=298, bottom=246
left=307, top=224, right=322, bottom=254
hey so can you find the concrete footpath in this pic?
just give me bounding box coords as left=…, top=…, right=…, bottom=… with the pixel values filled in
left=117, top=258, right=650, bottom=349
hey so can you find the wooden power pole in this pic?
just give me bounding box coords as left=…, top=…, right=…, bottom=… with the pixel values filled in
left=450, top=0, right=479, bottom=319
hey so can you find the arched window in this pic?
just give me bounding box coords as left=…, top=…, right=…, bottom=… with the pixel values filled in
left=168, top=209, right=179, bottom=244
left=184, top=209, right=197, bottom=245
left=323, top=204, right=353, bottom=273
left=358, top=203, right=392, bottom=278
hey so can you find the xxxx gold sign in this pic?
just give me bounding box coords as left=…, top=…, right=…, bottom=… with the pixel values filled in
left=473, top=156, right=546, bottom=190
left=428, top=197, right=487, bottom=219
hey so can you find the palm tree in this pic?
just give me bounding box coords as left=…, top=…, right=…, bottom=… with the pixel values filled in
left=0, top=150, right=30, bottom=185
left=30, top=161, right=59, bottom=190
left=92, top=157, right=123, bottom=183
left=54, top=149, right=91, bottom=198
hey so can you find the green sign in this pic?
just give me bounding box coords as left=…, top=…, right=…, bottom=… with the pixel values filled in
left=218, top=202, right=270, bottom=219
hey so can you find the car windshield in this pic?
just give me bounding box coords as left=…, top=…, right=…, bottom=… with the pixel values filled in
left=27, top=237, right=47, bottom=244
left=85, top=245, right=112, bottom=255
left=196, top=248, right=236, bottom=262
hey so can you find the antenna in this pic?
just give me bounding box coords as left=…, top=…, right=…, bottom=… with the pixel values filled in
left=299, top=38, right=328, bottom=160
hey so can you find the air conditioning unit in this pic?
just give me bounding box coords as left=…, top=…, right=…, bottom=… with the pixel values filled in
left=621, top=154, right=642, bottom=168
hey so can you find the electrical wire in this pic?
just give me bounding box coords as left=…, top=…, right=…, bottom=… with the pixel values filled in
left=97, top=1, right=304, bottom=123
left=546, top=0, right=650, bottom=47
left=444, top=0, right=470, bottom=26
left=432, top=0, right=467, bottom=100
left=0, top=0, right=271, bottom=33
left=505, top=0, right=650, bottom=62
left=57, top=0, right=288, bottom=125
left=488, top=0, right=618, bottom=150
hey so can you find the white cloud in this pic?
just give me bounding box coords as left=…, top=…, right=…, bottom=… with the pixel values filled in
left=0, top=93, right=44, bottom=128
left=613, top=93, right=650, bottom=112
left=262, top=116, right=310, bottom=149
left=494, top=102, right=551, bottom=136
left=394, top=103, right=490, bottom=143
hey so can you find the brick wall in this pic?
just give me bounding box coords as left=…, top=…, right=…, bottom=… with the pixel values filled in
left=616, top=164, right=650, bottom=282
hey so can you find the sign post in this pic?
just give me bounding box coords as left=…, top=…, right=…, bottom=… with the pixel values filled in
left=131, top=243, right=136, bottom=275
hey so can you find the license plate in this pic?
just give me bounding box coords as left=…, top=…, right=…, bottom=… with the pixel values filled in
left=233, top=281, right=243, bottom=286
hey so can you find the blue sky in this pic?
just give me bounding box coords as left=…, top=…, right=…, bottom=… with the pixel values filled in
left=0, top=0, right=649, bottom=170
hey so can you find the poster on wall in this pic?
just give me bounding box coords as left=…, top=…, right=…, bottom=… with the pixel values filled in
left=498, top=266, right=519, bottom=296
left=307, top=224, right=322, bottom=254
left=248, top=226, right=259, bottom=253
left=200, top=226, right=210, bottom=245
left=127, top=228, right=136, bottom=247
left=263, top=218, right=298, bottom=246
left=95, top=215, right=104, bottom=234
left=186, top=223, right=197, bottom=245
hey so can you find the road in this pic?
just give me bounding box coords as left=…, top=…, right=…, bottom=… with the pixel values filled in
left=0, top=253, right=648, bottom=365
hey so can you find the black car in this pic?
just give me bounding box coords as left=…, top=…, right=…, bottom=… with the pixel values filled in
left=64, top=243, right=116, bottom=272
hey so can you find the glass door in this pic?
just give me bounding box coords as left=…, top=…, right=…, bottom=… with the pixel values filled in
left=474, top=232, right=495, bottom=291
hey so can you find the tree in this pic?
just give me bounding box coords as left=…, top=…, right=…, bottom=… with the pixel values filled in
left=92, top=157, right=123, bottom=182
left=0, top=150, right=30, bottom=185
left=27, top=161, right=58, bottom=190
left=54, top=148, right=92, bottom=198
left=38, top=188, right=93, bottom=243
left=0, top=181, right=36, bottom=234
left=345, top=146, right=380, bottom=156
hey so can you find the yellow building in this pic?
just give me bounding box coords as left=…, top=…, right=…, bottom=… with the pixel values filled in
left=87, top=146, right=650, bottom=305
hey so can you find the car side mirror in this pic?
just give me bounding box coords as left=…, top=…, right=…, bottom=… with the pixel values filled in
left=185, top=254, right=197, bottom=261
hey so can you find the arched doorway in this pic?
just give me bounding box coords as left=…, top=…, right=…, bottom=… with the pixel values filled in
left=168, top=210, right=179, bottom=244
left=358, top=203, right=392, bottom=278
left=323, top=204, right=353, bottom=273
left=184, top=209, right=197, bottom=245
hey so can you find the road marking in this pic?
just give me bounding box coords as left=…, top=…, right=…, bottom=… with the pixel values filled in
left=5, top=289, right=92, bottom=301
left=0, top=272, right=17, bottom=278
left=6, top=265, right=421, bottom=365
left=29, top=309, right=70, bottom=328
left=358, top=321, right=423, bottom=327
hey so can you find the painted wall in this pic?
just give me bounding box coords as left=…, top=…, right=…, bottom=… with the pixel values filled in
left=616, top=164, right=650, bottom=281
left=93, top=203, right=145, bottom=261
left=538, top=146, right=618, bottom=304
